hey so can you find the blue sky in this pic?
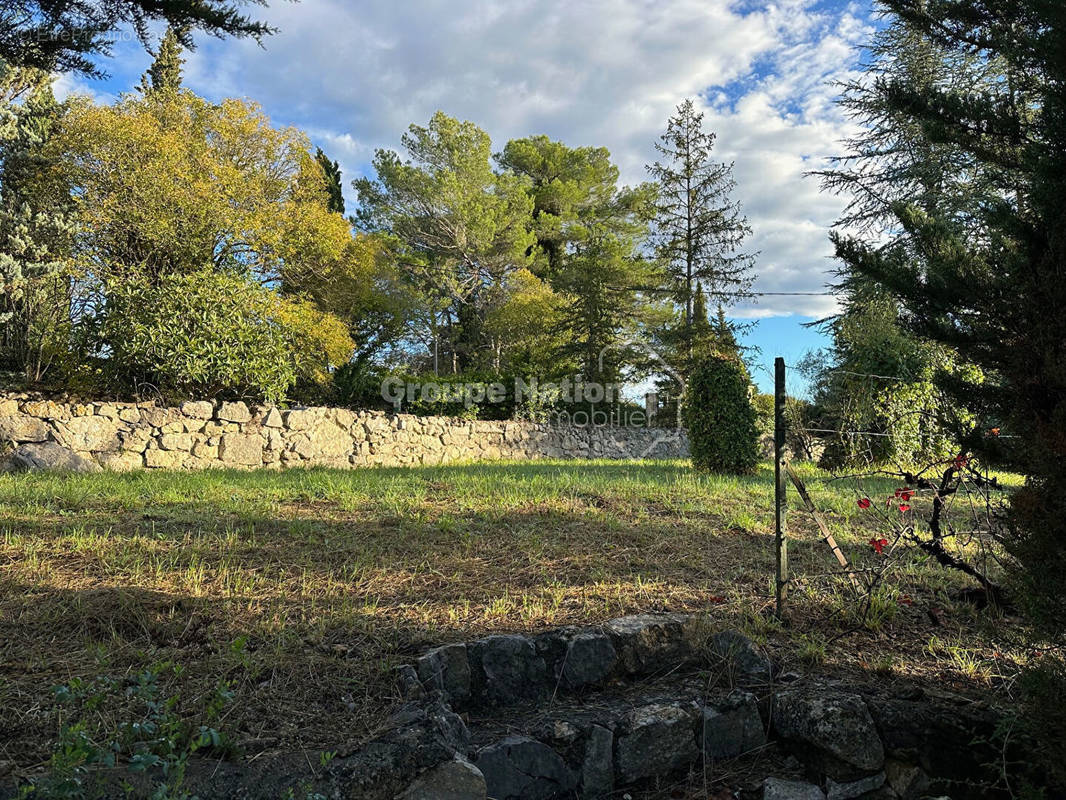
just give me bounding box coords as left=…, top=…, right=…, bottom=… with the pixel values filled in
left=55, top=0, right=878, bottom=395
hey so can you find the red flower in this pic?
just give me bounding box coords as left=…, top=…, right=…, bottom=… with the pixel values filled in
left=899, top=595, right=914, bottom=606
left=898, top=503, right=911, bottom=512
left=857, top=497, right=871, bottom=509
left=990, top=427, right=1001, bottom=437
left=953, top=454, right=968, bottom=469
left=707, top=595, right=726, bottom=604
left=900, top=489, right=914, bottom=501
left=869, top=537, right=888, bottom=554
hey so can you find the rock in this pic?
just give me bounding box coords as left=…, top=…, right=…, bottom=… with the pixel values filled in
left=145, top=448, right=186, bottom=469
left=615, top=701, right=699, bottom=783
left=263, top=407, right=283, bottom=428
left=580, top=724, right=613, bottom=798
left=55, top=416, right=121, bottom=451
left=96, top=451, right=144, bottom=471
left=559, top=631, right=617, bottom=688
left=219, top=433, right=262, bottom=466
left=826, top=771, right=885, bottom=800
left=5, top=442, right=100, bottom=473
left=284, top=408, right=322, bottom=431
left=703, top=690, right=766, bottom=759
left=0, top=415, right=51, bottom=442
left=181, top=400, right=214, bottom=420
left=397, top=665, right=426, bottom=700
left=416, top=643, right=471, bottom=702
left=884, top=759, right=930, bottom=800
left=397, top=757, right=486, bottom=800
left=474, top=736, right=575, bottom=800
left=472, top=635, right=547, bottom=705
left=304, top=420, right=353, bottom=461
left=762, top=777, right=826, bottom=800
left=604, top=613, right=695, bottom=674
left=217, top=401, right=251, bottom=423
left=773, top=690, right=885, bottom=781
left=158, top=433, right=195, bottom=451
left=710, top=630, right=772, bottom=685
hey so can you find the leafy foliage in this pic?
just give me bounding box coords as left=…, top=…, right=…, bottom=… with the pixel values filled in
left=685, top=354, right=758, bottom=474
left=99, top=271, right=353, bottom=403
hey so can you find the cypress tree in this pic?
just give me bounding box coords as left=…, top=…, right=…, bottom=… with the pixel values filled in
left=315, top=148, right=345, bottom=214
left=138, top=26, right=185, bottom=93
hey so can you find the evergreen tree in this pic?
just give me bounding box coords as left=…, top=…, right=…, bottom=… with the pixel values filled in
left=0, top=1, right=273, bottom=77
left=138, top=26, right=184, bottom=93
left=828, top=1, right=1066, bottom=762
left=0, top=67, right=76, bottom=383
left=646, top=99, right=754, bottom=375
left=315, top=148, right=344, bottom=214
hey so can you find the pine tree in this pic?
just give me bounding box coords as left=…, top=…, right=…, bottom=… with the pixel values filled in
left=646, top=98, right=754, bottom=375
left=138, top=26, right=185, bottom=93
left=0, top=67, right=76, bottom=383
left=315, top=148, right=345, bottom=214
left=829, top=2, right=1066, bottom=762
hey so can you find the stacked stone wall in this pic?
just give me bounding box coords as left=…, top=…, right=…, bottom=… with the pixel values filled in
left=0, top=396, right=688, bottom=471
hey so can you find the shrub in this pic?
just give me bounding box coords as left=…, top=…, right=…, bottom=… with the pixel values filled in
left=685, top=354, right=759, bottom=474
left=100, top=271, right=353, bottom=403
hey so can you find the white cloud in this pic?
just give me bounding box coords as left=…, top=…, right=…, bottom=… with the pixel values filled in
left=171, top=0, right=874, bottom=316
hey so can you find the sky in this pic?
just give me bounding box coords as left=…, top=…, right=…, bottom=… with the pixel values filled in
left=54, top=0, right=880, bottom=396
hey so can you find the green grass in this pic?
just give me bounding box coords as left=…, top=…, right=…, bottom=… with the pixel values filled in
left=0, top=459, right=1020, bottom=774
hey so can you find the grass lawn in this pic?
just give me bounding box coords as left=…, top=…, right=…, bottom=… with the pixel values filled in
left=0, top=459, right=1023, bottom=775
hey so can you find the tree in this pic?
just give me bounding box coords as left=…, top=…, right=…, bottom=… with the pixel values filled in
left=137, top=25, right=184, bottom=94
left=354, top=111, right=535, bottom=371
left=0, top=0, right=273, bottom=77
left=315, top=147, right=345, bottom=214
left=55, top=88, right=351, bottom=287
left=826, top=0, right=1066, bottom=763
left=685, top=353, right=759, bottom=474
left=496, top=135, right=618, bottom=278
left=553, top=182, right=661, bottom=388
left=0, top=66, right=76, bottom=383
left=647, top=99, right=754, bottom=375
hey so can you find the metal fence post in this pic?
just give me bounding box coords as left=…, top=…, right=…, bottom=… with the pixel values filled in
left=774, top=357, right=788, bottom=619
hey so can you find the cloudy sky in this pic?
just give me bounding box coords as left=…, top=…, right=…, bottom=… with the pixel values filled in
left=56, top=0, right=880, bottom=392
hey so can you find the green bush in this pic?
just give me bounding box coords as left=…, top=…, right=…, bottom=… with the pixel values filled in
left=685, top=354, right=759, bottom=474
left=99, top=271, right=352, bottom=403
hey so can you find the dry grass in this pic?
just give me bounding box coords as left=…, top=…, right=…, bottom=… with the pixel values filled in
left=0, top=459, right=1024, bottom=775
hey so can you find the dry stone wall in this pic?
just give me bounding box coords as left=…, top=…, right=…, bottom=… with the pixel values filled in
left=0, top=396, right=688, bottom=472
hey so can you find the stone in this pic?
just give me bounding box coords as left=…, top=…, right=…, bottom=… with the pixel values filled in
left=615, top=701, right=699, bottom=783
left=97, top=451, right=144, bottom=471
left=181, top=400, right=214, bottom=419
left=703, top=690, right=766, bottom=759
left=397, top=757, right=486, bottom=800
left=263, top=407, right=283, bottom=428
left=416, top=643, right=471, bottom=702
left=145, top=448, right=186, bottom=469
left=158, top=433, right=195, bottom=451
left=4, top=442, right=100, bottom=472
left=711, top=630, right=773, bottom=685
left=118, top=407, right=140, bottom=424
left=284, top=408, right=321, bottom=430
left=397, top=665, right=426, bottom=700
left=580, top=724, right=613, bottom=798
left=474, top=736, right=575, bottom=800
left=0, top=399, right=17, bottom=416
left=884, top=759, right=931, bottom=800
left=604, top=613, right=696, bottom=675
left=21, top=400, right=66, bottom=419
left=762, top=777, right=826, bottom=800
left=304, top=420, right=353, bottom=461
left=826, top=771, right=885, bottom=800
left=217, top=401, right=251, bottom=423
left=473, top=634, right=548, bottom=705
left=56, top=416, right=120, bottom=451
left=0, top=415, right=51, bottom=442
left=559, top=631, right=617, bottom=688
left=773, top=690, right=885, bottom=781
left=219, top=433, right=262, bottom=466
